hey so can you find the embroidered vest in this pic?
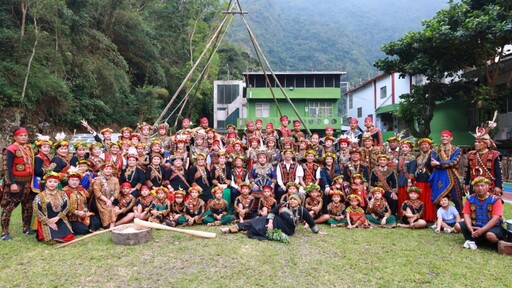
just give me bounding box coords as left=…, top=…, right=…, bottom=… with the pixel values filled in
left=468, top=195, right=502, bottom=227
left=280, top=162, right=297, bottom=184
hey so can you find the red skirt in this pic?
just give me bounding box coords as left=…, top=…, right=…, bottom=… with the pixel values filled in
left=416, top=182, right=436, bottom=222
left=397, top=186, right=408, bottom=217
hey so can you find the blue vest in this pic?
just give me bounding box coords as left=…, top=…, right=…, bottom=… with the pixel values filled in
left=468, top=194, right=501, bottom=227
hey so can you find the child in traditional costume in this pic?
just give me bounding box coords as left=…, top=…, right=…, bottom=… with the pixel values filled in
left=134, top=185, right=154, bottom=221
left=148, top=187, right=171, bottom=224
left=184, top=186, right=205, bottom=226
left=112, top=182, right=136, bottom=226
left=203, top=186, right=234, bottom=226
left=258, top=185, right=277, bottom=216
left=77, top=160, right=94, bottom=191
left=166, top=189, right=187, bottom=227
left=326, top=189, right=346, bottom=227
left=33, top=172, right=75, bottom=244
left=304, top=183, right=329, bottom=224
left=350, top=174, right=368, bottom=210
left=346, top=194, right=371, bottom=229
left=65, top=169, right=100, bottom=234
left=365, top=187, right=396, bottom=228
left=280, top=182, right=301, bottom=203
left=234, top=182, right=256, bottom=223
left=397, top=187, right=427, bottom=229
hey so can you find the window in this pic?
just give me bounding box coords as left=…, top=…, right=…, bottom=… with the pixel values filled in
left=357, top=107, right=362, bottom=117
left=217, top=84, right=239, bottom=104
left=309, top=101, right=333, bottom=117
left=255, top=103, right=270, bottom=117
left=348, top=94, right=353, bottom=109
left=380, top=86, right=387, bottom=99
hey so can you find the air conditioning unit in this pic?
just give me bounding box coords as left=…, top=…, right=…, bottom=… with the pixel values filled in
left=495, top=127, right=511, bottom=140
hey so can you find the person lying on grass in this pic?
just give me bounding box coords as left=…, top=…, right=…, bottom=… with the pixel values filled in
left=220, top=193, right=324, bottom=241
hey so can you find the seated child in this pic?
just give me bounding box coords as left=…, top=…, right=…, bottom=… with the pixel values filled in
left=258, top=185, right=277, bottom=216
left=366, top=187, right=396, bottom=227
left=304, top=183, right=330, bottom=224
left=346, top=194, right=371, bottom=229
left=184, top=186, right=205, bottom=226
left=112, top=182, right=136, bottom=226
left=234, top=182, right=257, bottom=223
left=280, top=182, right=302, bottom=203
left=203, top=186, right=234, bottom=226
left=166, top=189, right=187, bottom=227
left=134, top=185, right=154, bottom=220
left=148, top=187, right=171, bottom=224
left=435, top=195, right=461, bottom=234
left=326, top=189, right=346, bottom=227
left=397, top=187, right=427, bottom=229
left=350, top=174, right=367, bottom=210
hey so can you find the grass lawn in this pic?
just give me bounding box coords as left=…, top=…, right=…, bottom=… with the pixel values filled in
left=0, top=205, right=511, bottom=287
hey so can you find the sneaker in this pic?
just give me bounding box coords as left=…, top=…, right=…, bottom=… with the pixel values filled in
left=430, top=224, right=437, bottom=230
left=1, top=234, right=12, bottom=241
left=463, top=240, right=477, bottom=250
left=23, top=228, right=36, bottom=235
left=443, top=228, right=451, bottom=234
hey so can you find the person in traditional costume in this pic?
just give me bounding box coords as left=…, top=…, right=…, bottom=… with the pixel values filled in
left=112, top=182, right=136, bottom=226
left=245, top=136, right=260, bottom=173
left=155, top=123, right=172, bottom=154
left=366, top=187, right=396, bottom=228
left=120, top=154, right=145, bottom=197
left=249, top=148, right=276, bottom=202
left=262, top=123, right=279, bottom=145
left=76, top=160, right=94, bottom=191
left=187, top=153, right=212, bottom=203
left=176, top=118, right=192, bottom=137
left=228, top=140, right=245, bottom=168
left=33, top=134, right=54, bottom=194
left=291, top=120, right=305, bottom=153
left=429, top=130, right=464, bottom=213
left=1, top=128, right=35, bottom=240
left=243, top=121, right=257, bottom=145
left=203, top=186, right=234, bottom=226
left=64, top=169, right=100, bottom=235
left=465, top=113, right=503, bottom=197
left=92, top=163, right=120, bottom=228
left=130, top=133, right=142, bottom=148
left=173, top=135, right=190, bottom=169
left=369, top=154, right=398, bottom=215
left=135, top=142, right=150, bottom=172
left=276, top=115, right=292, bottom=149
left=88, top=142, right=104, bottom=176
left=265, top=136, right=281, bottom=169
left=280, top=182, right=302, bottom=203
left=309, top=133, right=324, bottom=159
left=295, top=139, right=310, bottom=164
left=415, top=138, right=436, bottom=222
left=397, top=187, right=426, bottom=229
left=234, top=182, right=256, bottom=223
left=343, top=118, right=362, bottom=146
left=81, top=120, right=113, bottom=147
left=336, top=136, right=351, bottom=168
left=434, top=195, right=460, bottom=234
left=320, top=152, right=340, bottom=211
left=51, top=134, right=71, bottom=182
left=147, top=187, right=171, bottom=224
left=345, top=194, right=371, bottom=229
left=133, top=185, right=154, bottom=221
left=350, top=174, right=368, bottom=210
left=276, top=148, right=304, bottom=201
left=360, top=133, right=385, bottom=172
left=211, top=151, right=234, bottom=207
left=166, top=188, right=187, bottom=227
left=363, top=116, right=383, bottom=146
left=304, top=183, right=329, bottom=224
left=145, top=153, right=166, bottom=189
left=385, top=135, right=401, bottom=171
left=137, top=122, right=152, bottom=146
left=206, top=140, right=221, bottom=171
left=189, top=132, right=209, bottom=162
left=231, top=155, right=248, bottom=190
left=326, top=189, right=347, bottom=227
left=165, top=154, right=190, bottom=194
left=258, top=185, right=277, bottom=216
left=33, top=172, right=75, bottom=243
left=104, top=142, right=125, bottom=178
left=458, top=177, right=504, bottom=250
left=70, top=141, right=89, bottom=167
left=300, top=149, right=321, bottom=188
left=396, top=140, right=417, bottom=216
left=342, top=148, right=370, bottom=192
left=220, top=193, right=321, bottom=240
left=323, top=136, right=336, bottom=155
left=254, top=119, right=264, bottom=138
left=205, top=128, right=217, bottom=149
left=184, top=186, right=205, bottom=226
left=119, top=127, right=133, bottom=142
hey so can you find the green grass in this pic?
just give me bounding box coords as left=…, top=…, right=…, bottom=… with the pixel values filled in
left=1, top=205, right=512, bottom=287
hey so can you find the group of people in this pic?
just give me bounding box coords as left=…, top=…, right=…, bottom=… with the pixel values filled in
left=0, top=114, right=507, bottom=250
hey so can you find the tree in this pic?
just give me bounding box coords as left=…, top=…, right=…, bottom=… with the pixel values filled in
left=375, top=0, right=512, bottom=137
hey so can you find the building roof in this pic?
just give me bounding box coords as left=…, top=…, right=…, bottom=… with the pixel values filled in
left=244, top=71, right=346, bottom=76
left=246, top=87, right=340, bottom=99
left=344, top=73, right=388, bottom=94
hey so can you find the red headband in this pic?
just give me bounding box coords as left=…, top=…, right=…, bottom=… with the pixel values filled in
left=440, top=130, right=453, bottom=137
left=13, top=128, right=28, bottom=137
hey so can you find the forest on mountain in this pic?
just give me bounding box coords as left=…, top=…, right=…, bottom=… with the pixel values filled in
left=0, top=0, right=447, bottom=134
